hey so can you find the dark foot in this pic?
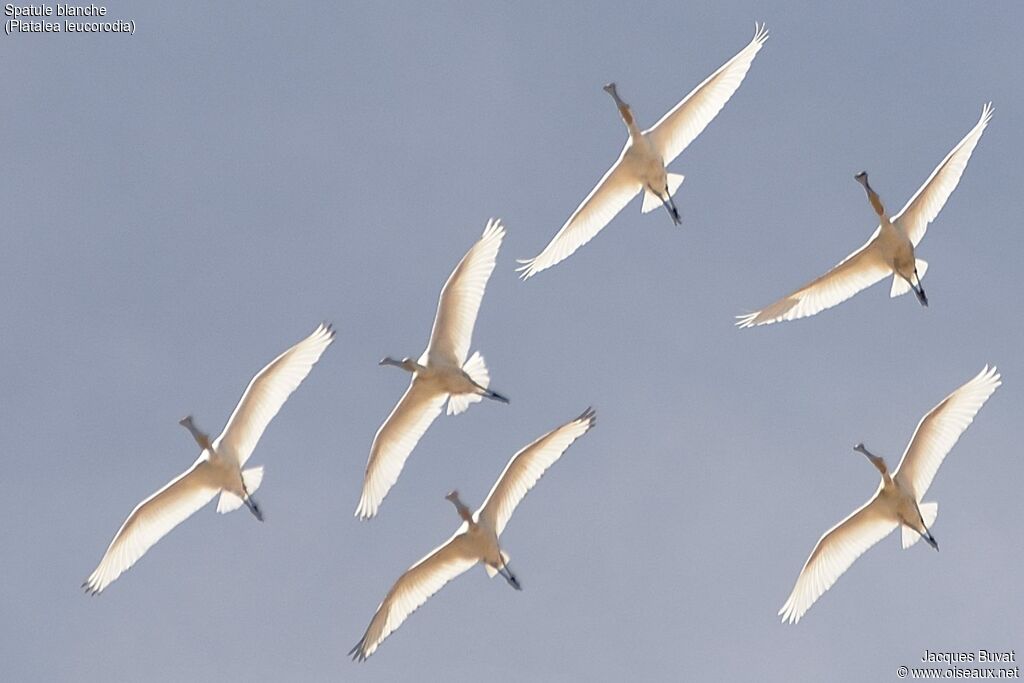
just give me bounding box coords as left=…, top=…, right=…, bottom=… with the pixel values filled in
left=246, top=498, right=265, bottom=522
left=487, top=389, right=510, bottom=404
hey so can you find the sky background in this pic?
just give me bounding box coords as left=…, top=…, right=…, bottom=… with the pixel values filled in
left=3, top=2, right=1021, bottom=681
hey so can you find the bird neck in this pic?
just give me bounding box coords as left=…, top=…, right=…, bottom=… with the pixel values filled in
left=867, top=190, right=888, bottom=221
left=856, top=174, right=889, bottom=222
left=869, top=455, right=892, bottom=485
left=449, top=495, right=473, bottom=523
left=617, top=105, right=643, bottom=140
left=383, top=357, right=425, bottom=374
left=855, top=444, right=892, bottom=484
left=182, top=419, right=213, bottom=451
left=878, top=468, right=893, bottom=488
left=404, top=359, right=425, bottom=374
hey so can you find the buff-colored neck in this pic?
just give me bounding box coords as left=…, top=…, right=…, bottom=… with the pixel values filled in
left=603, top=82, right=640, bottom=137
left=179, top=416, right=213, bottom=451
left=855, top=172, right=888, bottom=219
left=445, top=490, right=474, bottom=523
left=854, top=443, right=892, bottom=484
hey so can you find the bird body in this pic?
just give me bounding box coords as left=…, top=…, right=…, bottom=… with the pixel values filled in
left=83, top=323, right=335, bottom=594
left=350, top=409, right=596, bottom=661
left=357, top=220, right=508, bottom=519
left=856, top=172, right=927, bottom=304
left=177, top=414, right=264, bottom=517
left=857, top=447, right=935, bottom=548
left=615, top=126, right=679, bottom=215
left=779, top=366, right=1000, bottom=624
left=385, top=357, right=486, bottom=398
left=738, top=103, right=992, bottom=327
left=518, top=24, right=768, bottom=278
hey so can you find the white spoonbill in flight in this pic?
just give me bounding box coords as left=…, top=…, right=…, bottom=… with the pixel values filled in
left=83, top=323, right=335, bottom=594
left=349, top=408, right=596, bottom=661
left=779, top=365, right=1000, bottom=624
left=737, top=103, right=992, bottom=328
left=517, top=23, right=768, bottom=279
left=356, top=219, right=508, bottom=520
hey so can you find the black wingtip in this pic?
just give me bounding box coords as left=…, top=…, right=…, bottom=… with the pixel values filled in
left=348, top=642, right=368, bottom=662
left=577, top=407, right=597, bottom=428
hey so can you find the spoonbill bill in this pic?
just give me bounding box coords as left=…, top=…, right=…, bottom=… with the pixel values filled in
left=779, top=365, right=1000, bottom=624
left=737, top=103, right=992, bottom=327
left=83, top=323, right=335, bottom=594
left=356, top=219, right=508, bottom=519
left=517, top=23, right=768, bottom=279
left=350, top=408, right=596, bottom=661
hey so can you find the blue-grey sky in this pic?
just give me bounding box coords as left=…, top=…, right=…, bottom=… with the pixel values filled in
left=3, top=2, right=1021, bottom=680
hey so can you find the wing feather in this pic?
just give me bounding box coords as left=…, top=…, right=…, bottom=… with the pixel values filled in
left=349, top=532, right=479, bottom=661
left=893, top=103, right=993, bottom=247
left=424, top=220, right=504, bottom=367
left=477, top=408, right=596, bottom=537
left=83, top=459, right=220, bottom=594
left=646, top=23, right=769, bottom=165
left=893, top=365, right=1000, bottom=500
left=213, top=323, right=335, bottom=467
left=736, top=234, right=891, bottom=327
left=518, top=156, right=640, bottom=279
left=356, top=379, right=448, bottom=519
left=779, top=494, right=897, bottom=624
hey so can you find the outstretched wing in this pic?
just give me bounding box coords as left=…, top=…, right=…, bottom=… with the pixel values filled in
left=517, top=154, right=640, bottom=279
left=213, top=323, right=335, bottom=467
left=349, top=532, right=479, bottom=661
left=646, top=23, right=769, bottom=165
left=84, top=459, right=220, bottom=594
left=893, top=103, right=993, bottom=248
left=425, top=220, right=504, bottom=367
left=894, top=365, right=1000, bottom=501
left=477, top=408, right=596, bottom=537
left=779, top=494, right=897, bottom=624
left=356, top=378, right=447, bottom=519
left=736, top=234, right=891, bottom=327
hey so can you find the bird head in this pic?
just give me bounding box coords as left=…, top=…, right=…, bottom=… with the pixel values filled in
left=603, top=82, right=633, bottom=125
left=853, top=443, right=888, bottom=475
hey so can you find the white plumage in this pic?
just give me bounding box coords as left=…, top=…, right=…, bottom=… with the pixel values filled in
left=738, top=103, right=992, bottom=327
left=779, top=366, right=1000, bottom=624
left=350, top=409, right=596, bottom=661
left=518, top=24, right=768, bottom=279
left=356, top=219, right=508, bottom=519
left=83, top=323, right=335, bottom=594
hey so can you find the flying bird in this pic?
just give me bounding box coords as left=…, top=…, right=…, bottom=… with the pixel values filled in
left=779, top=365, right=1000, bottom=624
left=83, top=323, right=335, bottom=594
left=356, top=219, right=508, bottom=519
left=517, top=23, right=768, bottom=279
left=738, top=103, right=993, bottom=328
left=350, top=408, right=596, bottom=661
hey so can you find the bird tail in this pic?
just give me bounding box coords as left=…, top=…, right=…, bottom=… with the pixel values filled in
left=448, top=351, right=489, bottom=416
left=901, top=501, right=938, bottom=549
left=890, top=259, right=928, bottom=298
left=641, top=173, right=685, bottom=214
left=485, top=550, right=511, bottom=578
left=216, top=466, right=265, bottom=514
